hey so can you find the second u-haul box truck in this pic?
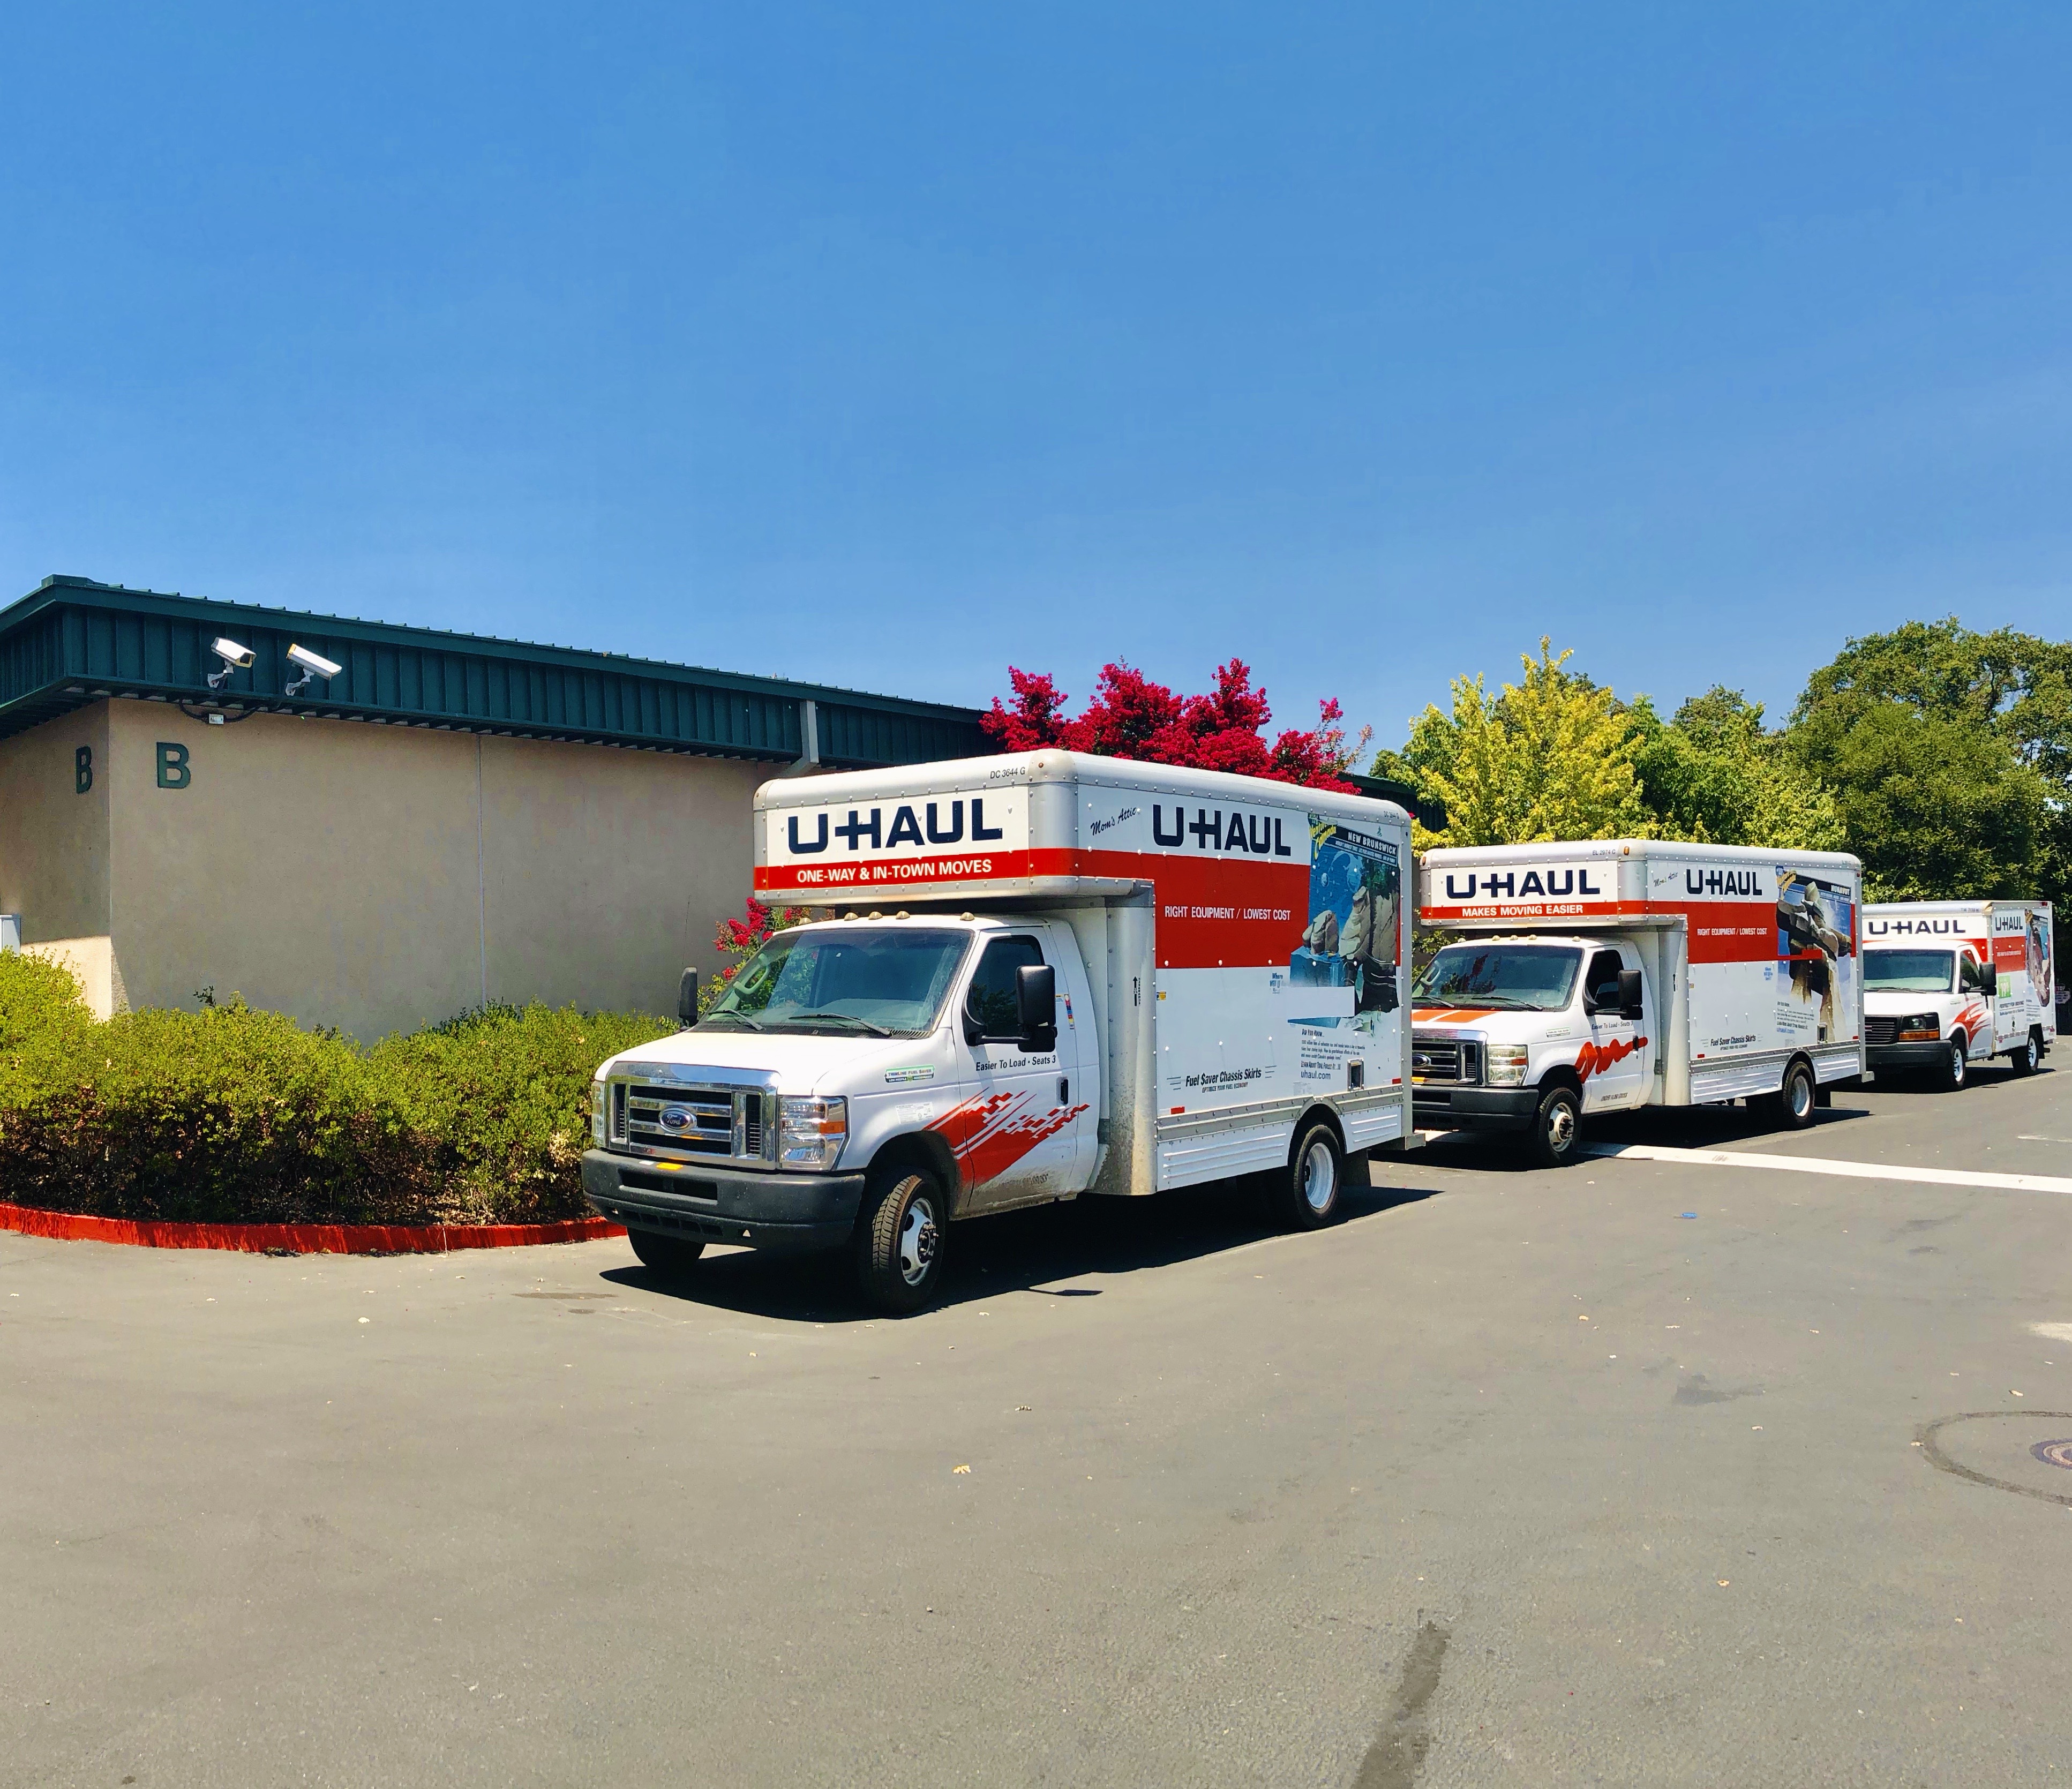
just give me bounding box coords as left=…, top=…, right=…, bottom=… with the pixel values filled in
left=580, top=751, right=1415, bottom=1311
left=1412, top=839, right=1866, bottom=1165
left=1863, top=900, right=2055, bottom=1087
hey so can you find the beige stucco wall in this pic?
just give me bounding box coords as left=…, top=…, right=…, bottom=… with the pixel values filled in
left=478, top=734, right=764, bottom=1017
left=0, top=703, right=111, bottom=946
left=0, top=698, right=769, bottom=1040
left=20, top=936, right=126, bottom=1020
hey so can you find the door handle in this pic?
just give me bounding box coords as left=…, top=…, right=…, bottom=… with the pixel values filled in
left=1058, top=1076, right=1070, bottom=1107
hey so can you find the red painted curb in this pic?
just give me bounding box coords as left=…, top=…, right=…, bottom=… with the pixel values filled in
left=0, top=1201, right=626, bottom=1256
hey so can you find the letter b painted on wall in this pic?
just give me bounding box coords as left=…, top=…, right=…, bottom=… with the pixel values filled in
left=156, top=741, right=191, bottom=790
left=75, top=745, right=93, bottom=793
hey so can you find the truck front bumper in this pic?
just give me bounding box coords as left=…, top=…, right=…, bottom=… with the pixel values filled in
left=1412, top=1085, right=1540, bottom=1133
left=1867, top=1041, right=1950, bottom=1072
left=582, top=1150, right=867, bottom=1253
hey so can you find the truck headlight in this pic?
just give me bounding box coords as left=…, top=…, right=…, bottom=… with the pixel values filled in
left=590, top=1074, right=609, bottom=1146
left=778, top=1096, right=849, bottom=1171
left=1898, top=1014, right=1940, bottom=1041
left=1486, top=1044, right=1530, bottom=1086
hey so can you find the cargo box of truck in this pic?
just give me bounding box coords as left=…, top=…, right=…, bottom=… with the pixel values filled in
left=1412, top=838, right=1865, bottom=1165
left=580, top=751, right=1415, bottom=1310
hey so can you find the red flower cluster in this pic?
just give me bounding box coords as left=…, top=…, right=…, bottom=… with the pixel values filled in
left=981, top=660, right=1360, bottom=792
left=710, top=896, right=808, bottom=996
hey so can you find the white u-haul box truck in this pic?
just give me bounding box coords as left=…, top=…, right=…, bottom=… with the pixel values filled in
left=1863, top=900, right=2055, bottom=1087
left=1412, top=839, right=1865, bottom=1166
left=582, top=751, right=1415, bottom=1311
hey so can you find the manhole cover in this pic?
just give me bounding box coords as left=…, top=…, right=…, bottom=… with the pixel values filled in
left=1918, top=1411, right=2072, bottom=1507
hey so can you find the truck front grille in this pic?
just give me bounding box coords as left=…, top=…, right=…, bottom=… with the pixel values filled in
left=1865, top=1016, right=1897, bottom=1047
left=1412, top=1036, right=1482, bottom=1085
left=612, top=1080, right=774, bottom=1165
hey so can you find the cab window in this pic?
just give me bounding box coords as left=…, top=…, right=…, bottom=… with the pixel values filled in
left=1584, top=949, right=1626, bottom=1011
left=965, top=936, right=1046, bottom=1038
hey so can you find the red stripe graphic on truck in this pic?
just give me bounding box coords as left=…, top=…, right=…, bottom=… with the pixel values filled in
left=1574, top=1035, right=1649, bottom=1083
left=928, top=1091, right=1091, bottom=1192
left=758, top=846, right=1316, bottom=970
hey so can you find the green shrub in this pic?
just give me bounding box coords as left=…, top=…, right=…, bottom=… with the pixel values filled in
left=369, top=1003, right=671, bottom=1224
left=0, top=953, right=671, bottom=1226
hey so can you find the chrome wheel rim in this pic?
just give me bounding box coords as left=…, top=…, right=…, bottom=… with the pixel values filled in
left=897, top=1194, right=938, bottom=1286
left=1790, top=1073, right=1813, bottom=1119
left=1302, top=1140, right=1338, bottom=1213
left=1545, top=1100, right=1576, bottom=1153
left=1950, top=1042, right=1966, bottom=1086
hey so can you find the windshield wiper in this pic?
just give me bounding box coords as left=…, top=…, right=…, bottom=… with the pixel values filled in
left=1415, top=994, right=1541, bottom=1011
left=700, top=1011, right=764, bottom=1031
left=774, top=1012, right=894, bottom=1037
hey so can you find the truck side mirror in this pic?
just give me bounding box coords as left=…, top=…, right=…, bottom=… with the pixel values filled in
left=1617, top=968, right=1645, bottom=1022
left=677, top=968, right=699, bottom=1027
left=1016, top=963, right=1057, bottom=1053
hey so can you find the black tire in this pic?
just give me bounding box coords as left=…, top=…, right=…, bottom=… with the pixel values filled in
left=1524, top=1083, right=1582, bottom=1169
left=2011, top=1029, right=2043, bottom=1077
left=1938, top=1035, right=1968, bottom=1093
left=627, top=1228, right=705, bottom=1278
left=854, top=1165, right=948, bottom=1314
left=1777, top=1059, right=1817, bottom=1130
left=1272, top=1122, right=1345, bottom=1230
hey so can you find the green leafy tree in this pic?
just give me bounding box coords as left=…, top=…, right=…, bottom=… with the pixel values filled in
left=1788, top=619, right=2068, bottom=903
left=1384, top=640, right=1653, bottom=848
left=1630, top=687, right=1844, bottom=853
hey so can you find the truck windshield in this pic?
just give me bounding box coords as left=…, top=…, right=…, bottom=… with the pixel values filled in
left=700, top=928, right=970, bottom=1038
left=1864, top=949, right=1954, bottom=994
left=1413, top=944, right=1582, bottom=1012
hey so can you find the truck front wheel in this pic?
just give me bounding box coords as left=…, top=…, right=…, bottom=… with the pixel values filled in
left=1938, top=1036, right=1968, bottom=1092
left=854, top=1166, right=947, bottom=1314
left=627, top=1229, right=705, bottom=1279
left=1525, top=1084, right=1582, bottom=1169
left=1272, top=1123, right=1345, bottom=1229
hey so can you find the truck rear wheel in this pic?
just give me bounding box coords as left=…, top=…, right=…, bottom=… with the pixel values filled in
left=2012, top=1029, right=2043, bottom=1076
left=626, top=1229, right=705, bottom=1279
left=1777, top=1059, right=1818, bottom=1129
left=1525, top=1084, right=1582, bottom=1169
left=1272, top=1123, right=1345, bottom=1229
left=854, top=1166, right=947, bottom=1314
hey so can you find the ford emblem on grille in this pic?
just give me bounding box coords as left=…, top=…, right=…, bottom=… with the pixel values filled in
left=659, top=1105, right=694, bottom=1133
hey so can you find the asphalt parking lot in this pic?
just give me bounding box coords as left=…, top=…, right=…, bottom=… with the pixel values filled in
left=6, top=1065, right=2072, bottom=1788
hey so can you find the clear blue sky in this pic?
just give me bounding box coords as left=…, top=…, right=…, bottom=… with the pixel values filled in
left=4, top=4, right=2068, bottom=748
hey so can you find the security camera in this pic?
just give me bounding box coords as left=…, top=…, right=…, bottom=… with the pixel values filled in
left=284, top=642, right=343, bottom=696
left=207, top=636, right=255, bottom=688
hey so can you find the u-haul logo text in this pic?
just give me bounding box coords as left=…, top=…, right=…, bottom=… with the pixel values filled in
left=1149, top=806, right=1294, bottom=858
left=1442, top=867, right=1605, bottom=900
left=783, top=799, right=1006, bottom=855
left=1683, top=868, right=1767, bottom=897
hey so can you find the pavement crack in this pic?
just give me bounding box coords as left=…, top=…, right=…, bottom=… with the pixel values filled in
left=1352, top=1617, right=1451, bottom=1789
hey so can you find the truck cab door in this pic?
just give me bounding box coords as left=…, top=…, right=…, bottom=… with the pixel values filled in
left=943, top=931, right=1092, bottom=1214
left=1956, top=947, right=1994, bottom=1053
left=1579, top=945, right=1650, bottom=1111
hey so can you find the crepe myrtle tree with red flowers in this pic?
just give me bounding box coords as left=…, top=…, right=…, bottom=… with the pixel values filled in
left=981, top=659, right=1368, bottom=792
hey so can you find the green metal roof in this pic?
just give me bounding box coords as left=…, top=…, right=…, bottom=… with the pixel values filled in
left=0, top=576, right=989, bottom=767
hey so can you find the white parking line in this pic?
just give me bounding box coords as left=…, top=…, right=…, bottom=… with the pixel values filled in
left=1582, top=1142, right=2072, bottom=1196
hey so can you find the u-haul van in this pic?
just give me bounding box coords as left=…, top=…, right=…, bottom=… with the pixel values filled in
left=1413, top=839, right=1865, bottom=1165
left=581, top=752, right=1415, bottom=1311
left=1863, top=900, right=2055, bottom=1086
